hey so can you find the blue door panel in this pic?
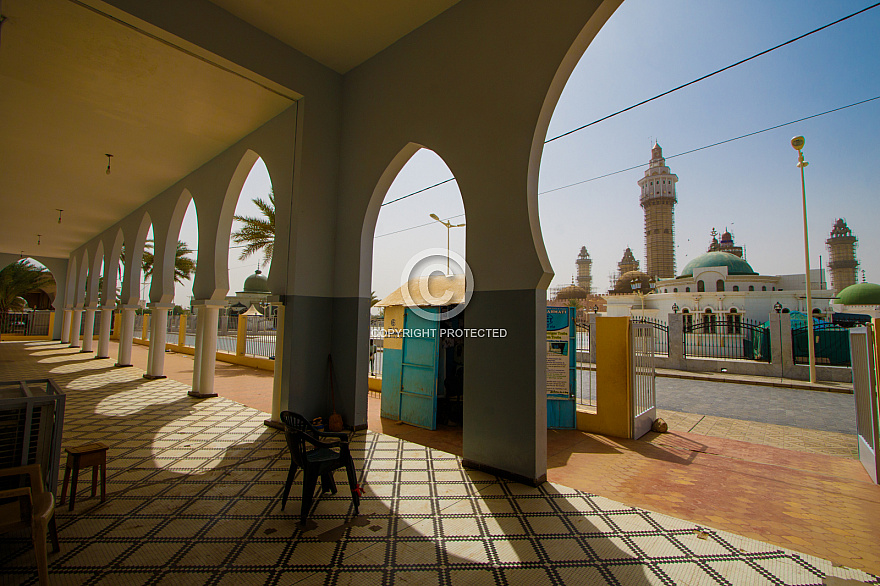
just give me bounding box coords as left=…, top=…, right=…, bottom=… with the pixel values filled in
left=380, top=348, right=402, bottom=420
left=399, top=308, right=439, bottom=430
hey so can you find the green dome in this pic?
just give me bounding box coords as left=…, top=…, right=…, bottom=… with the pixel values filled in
left=834, top=283, right=880, bottom=306
left=242, top=269, right=271, bottom=293
left=678, top=251, right=757, bottom=278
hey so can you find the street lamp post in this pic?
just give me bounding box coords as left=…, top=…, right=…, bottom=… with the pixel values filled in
left=791, top=136, right=817, bottom=383
left=429, top=213, right=466, bottom=275
left=631, top=278, right=656, bottom=318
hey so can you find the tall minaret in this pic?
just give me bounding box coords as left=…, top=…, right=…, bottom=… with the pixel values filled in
left=638, top=143, right=678, bottom=279
left=576, top=246, right=592, bottom=294
left=826, top=219, right=858, bottom=293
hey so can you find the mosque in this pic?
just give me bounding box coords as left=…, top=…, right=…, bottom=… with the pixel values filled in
left=555, top=144, right=875, bottom=325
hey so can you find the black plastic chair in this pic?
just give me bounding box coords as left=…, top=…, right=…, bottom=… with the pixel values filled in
left=279, top=411, right=360, bottom=524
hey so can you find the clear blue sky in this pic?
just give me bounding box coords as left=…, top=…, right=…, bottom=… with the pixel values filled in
left=175, top=0, right=880, bottom=305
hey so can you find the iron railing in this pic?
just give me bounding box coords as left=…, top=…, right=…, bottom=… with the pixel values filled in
left=792, top=322, right=851, bottom=367
left=575, top=322, right=594, bottom=407
left=241, top=315, right=278, bottom=358
left=631, top=316, right=669, bottom=356
left=683, top=316, right=770, bottom=362
left=0, top=311, right=52, bottom=336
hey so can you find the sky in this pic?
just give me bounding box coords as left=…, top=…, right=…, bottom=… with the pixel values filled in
left=168, top=0, right=879, bottom=306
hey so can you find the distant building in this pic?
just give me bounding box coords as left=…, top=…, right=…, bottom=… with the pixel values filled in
left=575, top=246, right=593, bottom=294
left=707, top=228, right=743, bottom=258
left=831, top=282, right=880, bottom=320
left=826, top=219, right=859, bottom=294
left=639, top=143, right=677, bottom=279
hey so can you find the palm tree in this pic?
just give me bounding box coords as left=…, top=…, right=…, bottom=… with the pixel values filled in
left=142, top=240, right=196, bottom=284
left=0, top=260, right=53, bottom=313
left=232, top=190, right=275, bottom=267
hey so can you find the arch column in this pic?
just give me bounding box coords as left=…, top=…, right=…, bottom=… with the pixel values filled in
left=96, top=306, right=114, bottom=358
left=60, top=308, right=72, bottom=344
left=145, top=303, right=172, bottom=379
left=116, top=306, right=137, bottom=367
left=264, top=300, right=285, bottom=429
left=69, top=306, right=83, bottom=348
left=80, top=305, right=97, bottom=353
left=189, top=300, right=223, bottom=398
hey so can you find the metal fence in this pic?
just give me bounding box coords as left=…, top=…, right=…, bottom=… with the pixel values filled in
left=792, top=322, right=851, bottom=367
left=0, top=310, right=52, bottom=336
left=683, top=315, right=770, bottom=362
left=575, top=322, right=595, bottom=407
left=631, top=316, right=668, bottom=356
left=370, top=345, right=383, bottom=377
left=241, top=315, right=278, bottom=358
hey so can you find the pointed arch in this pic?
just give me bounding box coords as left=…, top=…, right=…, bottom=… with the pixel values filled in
left=75, top=249, right=90, bottom=306
left=87, top=240, right=105, bottom=306
left=120, top=212, right=153, bottom=306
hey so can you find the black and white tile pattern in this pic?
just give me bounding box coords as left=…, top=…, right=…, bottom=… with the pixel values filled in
left=1, top=342, right=878, bottom=585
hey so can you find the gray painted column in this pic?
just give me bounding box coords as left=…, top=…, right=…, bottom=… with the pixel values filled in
left=462, top=290, right=547, bottom=486
left=116, top=306, right=137, bottom=367
left=96, top=307, right=113, bottom=358
left=769, top=312, right=795, bottom=378
left=145, top=304, right=171, bottom=380
left=60, top=308, right=72, bottom=344
left=667, top=313, right=685, bottom=369
left=80, top=307, right=96, bottom=352
left=69, top=308, right=83, bottom=348
left=588, top=313, right=598, bottom=364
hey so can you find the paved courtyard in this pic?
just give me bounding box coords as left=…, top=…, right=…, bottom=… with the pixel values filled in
left=3, top=341, right=879, bottom=585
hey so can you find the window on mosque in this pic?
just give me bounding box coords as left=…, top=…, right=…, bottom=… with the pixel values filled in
left=716, top=280, right=725, bottom=292
left=673, top=288, right=678, bottom=293
left=732, top=286, right=739, bottom=291
left=749, top=286, right=754, bottom=291
left=762, top=286, right=767, bottom=291
left=697, top=280, right=705, bottom=292
left=685, top=287, right=690, bottom=292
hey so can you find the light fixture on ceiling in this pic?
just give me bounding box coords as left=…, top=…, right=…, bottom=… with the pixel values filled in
left=56, top=209, right=63, bottom=224
left=105, top=153, right=113, bottom=175
left=37, top=234, right=41, bottom=246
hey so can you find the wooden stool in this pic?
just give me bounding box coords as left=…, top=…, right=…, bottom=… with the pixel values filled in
left=60, top=442, right=108, bottom=511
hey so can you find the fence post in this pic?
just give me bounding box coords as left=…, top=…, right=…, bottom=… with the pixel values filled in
left=236, top=314, right=247, bottom=356
left=111, top=312, right=121, bottom=340
left=588, top=313, right=597, bottom=363
left=142, top=314, right=150, bottom=341
left=667, top=313, right=684, bottom=369
left=179, top=312, right=188, bottom=347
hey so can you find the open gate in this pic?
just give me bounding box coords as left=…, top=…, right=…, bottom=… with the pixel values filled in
left=849, top=324, right=879, bottom=483
left=631, top=321, right=656, bottom=440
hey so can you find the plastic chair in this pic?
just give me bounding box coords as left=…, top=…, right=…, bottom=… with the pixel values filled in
left=0, top=465, right=61, bottom=586
left=280, top=411, right=360, bottom=524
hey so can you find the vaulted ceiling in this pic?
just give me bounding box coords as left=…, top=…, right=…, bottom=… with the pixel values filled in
left=0, top=0, right=459, bottom=260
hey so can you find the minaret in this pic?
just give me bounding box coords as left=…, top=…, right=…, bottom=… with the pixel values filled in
left=618, top=247, right=639, bottom=276
left=826, top=219, right=858, bottom=293
left=576, top=246, right=592, bottom=294
left=638, top=143, right=678, bottom=278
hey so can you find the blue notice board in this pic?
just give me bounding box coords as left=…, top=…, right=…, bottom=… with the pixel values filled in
left=546, top=306, right=576, bottom=429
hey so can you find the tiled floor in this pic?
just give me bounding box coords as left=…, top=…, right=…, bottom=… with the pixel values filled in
left=1, top=341, right=879, bottom=585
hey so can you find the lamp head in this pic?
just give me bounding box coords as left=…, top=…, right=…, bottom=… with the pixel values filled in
left=429, top=213, right=440, bottom=221
left=790, top=136, right=805, bottom=151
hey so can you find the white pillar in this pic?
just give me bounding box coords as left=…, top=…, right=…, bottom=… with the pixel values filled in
left=116, top=306, right=137, bottom=367
left=266, top=301, right=285, bottom=428
left=80, top=307, right=96, bottom=353
left=69, top=308, right=83, bottom=348
left=96, top=307, right=113, bottom=358
left=190, top=301, right=222, bottom=398
left=191, top=307, right=205, bottom=394
left=60, top=309, right=72, bottom=344
left=145, top=304, right=171, bottom=380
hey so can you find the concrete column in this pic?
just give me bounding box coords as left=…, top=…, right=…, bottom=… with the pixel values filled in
left=80, top=307, right=96, bottom=353
left=588, top=313, right=598, bottom=364
left=116, top=306, right=137, bottom=367
left=69, top=308, right=83, bottom=348
left=265, top=302, right=285, bottom=429
left=145, top=304, right=171, bottom=380
left=189, top=301, right=222, bottom=398
left=769, top=312, right=794, bottom=378
left=96, top=307, right=113, bottom=358
left=667, top=313, right=685, bottom=369
left=236, top=314, right=247, bottom=356
left=60, top=309, right=72, bottom=344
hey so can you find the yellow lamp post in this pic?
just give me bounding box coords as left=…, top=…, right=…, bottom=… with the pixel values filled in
left=791, top=136, right=817, bottom=383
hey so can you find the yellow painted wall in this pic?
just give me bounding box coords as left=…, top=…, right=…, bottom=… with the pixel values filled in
left=576, top=316, right=632, bottom=439
left=383, top=306, right=404, bottom=350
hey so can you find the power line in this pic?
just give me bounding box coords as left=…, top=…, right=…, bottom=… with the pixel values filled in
left=544, top=2, right=880, bottom=144
left=374, top=94, right=880, bottom=238
left=375, top=214, right=465, bottom=239
left=381, top=178, right=456, bottom=206
left=539, top=95, right=880, bottom=196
